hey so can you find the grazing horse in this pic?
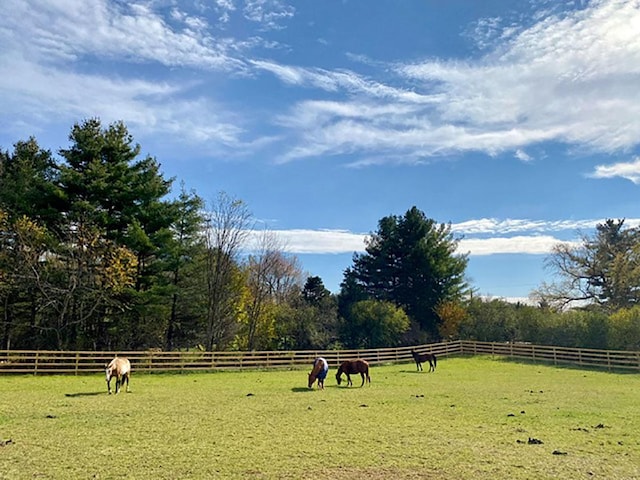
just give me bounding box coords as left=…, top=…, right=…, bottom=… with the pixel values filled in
left=308, top=357, right=330, bottom=389
left=336, top=359, right=370, bottom=387
left=411, top=349, right=437, bottom=372
left=105, top=357, right=131, bottom=394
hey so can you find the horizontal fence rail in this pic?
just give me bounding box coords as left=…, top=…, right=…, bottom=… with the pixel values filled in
left=0, top=341, right=638, bottom=375
left=0, top=342, right=457, bottom=375
left=459, top=341, right=640, bottom=371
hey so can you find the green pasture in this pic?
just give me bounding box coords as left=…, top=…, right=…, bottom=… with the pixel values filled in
left=1, top=356, right=639, bottom=479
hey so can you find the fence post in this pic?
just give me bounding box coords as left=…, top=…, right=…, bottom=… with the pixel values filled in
left=34, top=352, right=39, bottom=376
left=553, top=347, right=557, bottom=365
left=75, top=352, right=80, bottom=376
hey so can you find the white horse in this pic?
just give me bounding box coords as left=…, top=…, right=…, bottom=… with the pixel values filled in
left=105, top=357, right=131, bottom=394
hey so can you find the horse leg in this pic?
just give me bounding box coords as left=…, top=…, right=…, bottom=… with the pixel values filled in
left=107, top=378, right=112, bottom=395
left=416, top=360, right=422, bottom=372
left=346, top=373, right=352, bottom=387
left=124, top=373, right=130, bottom=392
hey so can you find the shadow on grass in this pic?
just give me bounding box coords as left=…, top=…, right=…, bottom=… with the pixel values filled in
left=64, top=391, right=106, bottom=398
left=291, top=387, right=313, bottom=393
left=291, top=385, right=345, bottom=392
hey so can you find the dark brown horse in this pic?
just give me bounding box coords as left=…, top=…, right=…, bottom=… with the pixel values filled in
left=411, top=349, right=436, bottom=372
left=105, top=357, right=131, bottom=394
left=336, top=359, right=370, bottom=387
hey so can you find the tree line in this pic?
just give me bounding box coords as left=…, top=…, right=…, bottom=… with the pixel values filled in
left=2, top=119, right=639, bottom=351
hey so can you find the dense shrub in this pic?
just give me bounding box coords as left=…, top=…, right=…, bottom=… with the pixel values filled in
left=457, top=298, right=637, bottom=351
left=608, top=306, right=640, bottom=350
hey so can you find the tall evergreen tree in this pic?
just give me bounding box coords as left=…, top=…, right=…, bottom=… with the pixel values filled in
left=0, top=138, right=62, bottom=228
left=341, top=206, right=468, bottom=339
left=56, top=119, right=177, bottom=348
left=165, top=184, right=205, bottom=350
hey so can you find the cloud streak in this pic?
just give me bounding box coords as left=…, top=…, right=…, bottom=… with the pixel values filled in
left=260, top=217, right=640, bottom=256
left=274, top=0, right=640, bottom=163
left=589, top=157, right=640, bottom=184
left=2, top=0, right=639, bottom=167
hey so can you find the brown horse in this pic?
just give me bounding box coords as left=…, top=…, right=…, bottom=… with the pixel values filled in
left=308, top=357, right=329, bottom=389
left=336, top=359, right=370, bottom=387
left=411, top=349, right=437, bottom=372
left=105, top=357, right=131, bottom=394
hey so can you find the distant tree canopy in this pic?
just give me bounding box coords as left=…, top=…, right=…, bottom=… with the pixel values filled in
left=0, top=119, right=341, bottom=351
left=340, top=299, right=410, bottom=348
left=339, top=206, right=469, bottom=343
left=535, top=219, right=640, bottom=311
left=0, top=119, right=187, bottom=350
left=5, top=121, right=640, bottom=352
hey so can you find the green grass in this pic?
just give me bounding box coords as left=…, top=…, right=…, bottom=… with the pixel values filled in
left=1, top=356, right=639, bottom=479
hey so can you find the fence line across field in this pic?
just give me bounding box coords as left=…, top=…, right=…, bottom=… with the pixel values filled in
left=0, top=341, right=638, bottom=374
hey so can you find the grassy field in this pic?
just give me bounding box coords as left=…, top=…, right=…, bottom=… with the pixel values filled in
left=0, top=356, right=639, bottom=479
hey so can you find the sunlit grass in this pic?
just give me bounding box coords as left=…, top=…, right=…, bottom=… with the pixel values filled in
left=1, top=356, right=639, bottom=479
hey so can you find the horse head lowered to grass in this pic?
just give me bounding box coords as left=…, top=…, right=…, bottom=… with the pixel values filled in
left=105, top=357, right=131, bottom=395
left=308, top=357, right=329, bottom=389
left=336, top=359, right=370, bottom=387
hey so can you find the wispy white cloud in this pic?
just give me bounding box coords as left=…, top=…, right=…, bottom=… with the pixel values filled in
left=450, top=218, right=604, bottom=235
left=214, top=0, right=237, bottom=23
left=274, top=0, right=640, bottom=163
left=250, top=60, right=437, bottom=103
left=257, top=217, right=640, bottom=256
left=261, top=229, right=578, bottom=256
left=243, top=0, right=295, bottom=30
left=458, top=236, right=576, bottom=256
left=0, top=0, right=256, bottom=148
left=463, top=16, right=507, bottom=50
left=514, top=149, right=533, bottom=162
left=247, top=229, right=366, bottom=254
left=589, top=157, right=640, bottom=184
left=0, top=0, right=245, bottom=71
left=0, top=55, right=245, bottom=148
left=2, top=0, right=640, bottom=168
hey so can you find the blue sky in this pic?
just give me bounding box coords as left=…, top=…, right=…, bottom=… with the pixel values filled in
left=2, top=0, right=640, bottom=301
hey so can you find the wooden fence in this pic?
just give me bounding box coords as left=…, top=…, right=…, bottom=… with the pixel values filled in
left=0, top=341, right=638, bottom=375
left=459, top=341, right=640, bottom=371
left=0, top=342, right=456, bottom=375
